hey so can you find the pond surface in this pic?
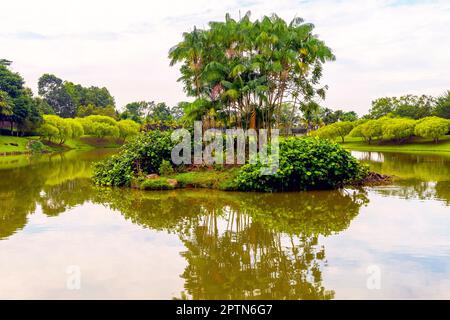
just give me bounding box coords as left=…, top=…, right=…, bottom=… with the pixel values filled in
left=0, top=149, right=449, bottom=299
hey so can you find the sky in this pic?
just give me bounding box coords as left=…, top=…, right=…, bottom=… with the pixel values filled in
left=0, top=0, right=449, bottom=115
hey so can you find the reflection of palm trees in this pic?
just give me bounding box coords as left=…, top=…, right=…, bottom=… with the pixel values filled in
left=93, top=188, right=368, bottom=300
left=178, top=212, right=334, bottom=300
left=0, top=149, right=371, bottom=299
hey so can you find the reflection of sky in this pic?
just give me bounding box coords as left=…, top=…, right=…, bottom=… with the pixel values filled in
left=321, top=191, right=450, bottom=299
left=0, top=203, right=186, bottom=299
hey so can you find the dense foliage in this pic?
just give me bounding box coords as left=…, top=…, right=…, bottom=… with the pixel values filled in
left=414, top=117, right=450, bottom=142
left=234, top=137, right=367, bottom=192
left=37, top=114, right=140, bottom=144
left=92, top=130, right=175, bottom=186
left=169, top=12, right=335, bottom=129
left=38, top=73, right=116, bottom=118
left=366, top=93, right=450, bottom=120
left=337, top=116, right=450, bottom=144
left=311, top=121, right=354, bottom=142
left=0, top=63, right=42, bottom=135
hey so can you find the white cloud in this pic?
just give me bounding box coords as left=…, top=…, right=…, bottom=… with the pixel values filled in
left=0, top=0, right=449, bottom=115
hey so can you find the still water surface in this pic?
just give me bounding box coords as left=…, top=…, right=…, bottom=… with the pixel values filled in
left=0, top=149, right=449, bottom=299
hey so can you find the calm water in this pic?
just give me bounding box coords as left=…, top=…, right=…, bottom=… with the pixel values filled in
left=0, top=149, right=449, bottom=299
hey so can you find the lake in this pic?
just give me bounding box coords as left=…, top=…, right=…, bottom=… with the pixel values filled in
left=0, top=149, right=449, bottom=299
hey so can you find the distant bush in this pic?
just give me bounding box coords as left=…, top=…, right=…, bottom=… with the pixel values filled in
left=159, top=159, right=174, bottom=176
left=26, top=140, right=45, bottom=154
left=234, top=137, right=367, bottom=192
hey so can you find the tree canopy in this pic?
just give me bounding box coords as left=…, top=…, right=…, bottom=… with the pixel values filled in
left=38, top=74, right=116, bottom=118
left=0, top=63, right=42, bottom=134
left=169, top=12, right=335, bottom=129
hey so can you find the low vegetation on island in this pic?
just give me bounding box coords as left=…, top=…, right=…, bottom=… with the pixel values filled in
left=92, top=131, right=369, bottom=192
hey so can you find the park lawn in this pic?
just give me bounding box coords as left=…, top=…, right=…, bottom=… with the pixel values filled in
left=64, top=136, right=124, bottom=150
left=341, top=135, right=450, bottom=153
left=0, top=135, right=123, bottom=156
left=0, top=135, right=31, bottom=153
left=136, top=167, right=241, bottom=191
left=0, top=135, right=58, bottom=154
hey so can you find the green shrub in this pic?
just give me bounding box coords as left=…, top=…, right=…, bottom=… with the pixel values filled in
left=234, top=137, right=367, bottom=192
left=26, top=140, right=45, bottom=154
left=159, top=159, right=174, bottom=176
left=93, top=130, right=175, bottom=186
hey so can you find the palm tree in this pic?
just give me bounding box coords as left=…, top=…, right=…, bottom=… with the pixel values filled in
left=169, top=13, right=335, bottom=131
left=300, top=101, right=322, bottom=132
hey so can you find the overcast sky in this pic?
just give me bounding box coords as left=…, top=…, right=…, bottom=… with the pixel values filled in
left=1, top=0, right=449, bottom=115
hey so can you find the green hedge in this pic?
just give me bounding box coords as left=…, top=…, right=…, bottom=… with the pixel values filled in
left=93, top=130, right=175, bottom=186
left=234, top=137, right=367, bottom=192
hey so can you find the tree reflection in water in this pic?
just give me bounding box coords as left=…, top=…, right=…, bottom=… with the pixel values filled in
left=95, top=189, right=369, bottom=299
left=10, top=149, right=450, bottom=299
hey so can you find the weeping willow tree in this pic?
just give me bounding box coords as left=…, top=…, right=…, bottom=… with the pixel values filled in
left=169, top=12, right=335, bottom=130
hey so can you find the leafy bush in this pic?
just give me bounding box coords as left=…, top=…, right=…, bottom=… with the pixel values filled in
left=234, top=137, right=367, bottom=192
left=93, top=130, right=175, bottom=186
left=159, top=159, right=174, bottom=176
left=414, top=117, right=450, bottom=142
left=26, top=140, right=45, bottom=153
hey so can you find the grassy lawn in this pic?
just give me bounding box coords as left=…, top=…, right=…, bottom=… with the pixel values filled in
left=64, top=136, right=123, bottom=151
left=0, top=135, right=58, bottom=154
left=0, top=135, right=123, bottom=155
left=341, top=135, right=450, bottom=153
left=137, top=167, right=241, bottom=191
left=0, top=135, right=31, bottom=153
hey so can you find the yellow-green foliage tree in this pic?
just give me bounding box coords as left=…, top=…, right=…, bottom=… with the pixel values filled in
left=414, top=117, right=450, bottom=143
left=38, top=114, right=123, bottom=143
left=117, top=120, right=140, bottom=142
left=381, top=118, right=416, bottom=142
left=79, top=115, right=119, bottom=138
left=38, top=115, right=73, bottom=144
left=312, top=121, right=354, bottom=142
left=66, top=118, right=84, bottom=139
left=355, top=119, right=384, bottom=144
left=37, top=123, right=59, bottom=142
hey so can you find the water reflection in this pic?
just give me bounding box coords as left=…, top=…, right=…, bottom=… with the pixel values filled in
left=94, top=189, right=369, bottom=299
left=0, top=150, right=370, bottom=299
left=353, top=151, right=450, bottom=204
left=0, top=149, right=449, bottom=299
